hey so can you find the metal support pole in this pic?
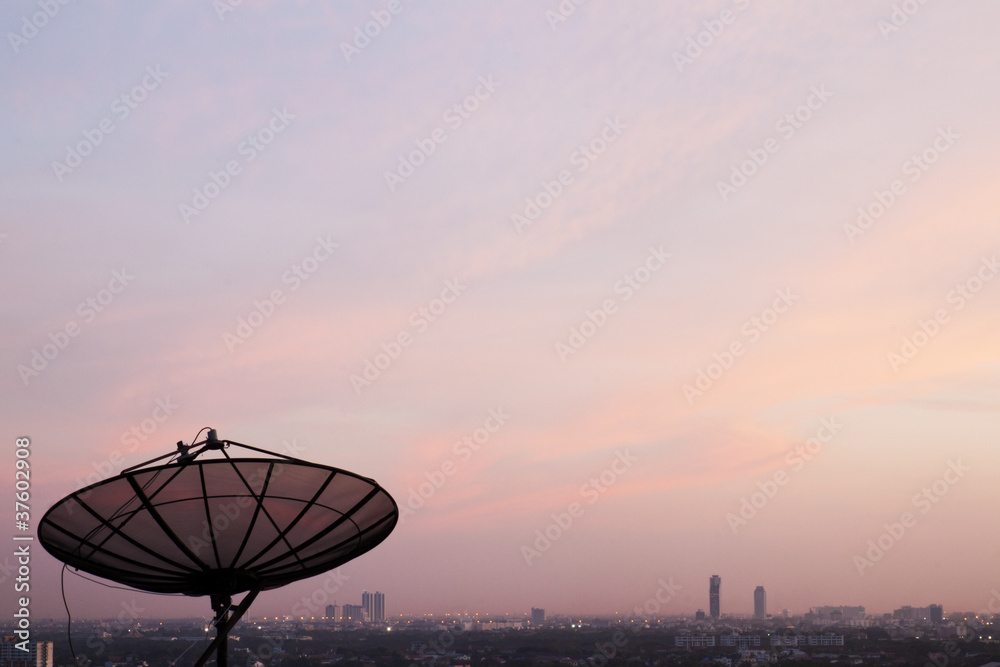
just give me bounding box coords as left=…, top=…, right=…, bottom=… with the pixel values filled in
left=211, top=594, right=232, bottom=667
left=193, top=589, right=259, bottom=667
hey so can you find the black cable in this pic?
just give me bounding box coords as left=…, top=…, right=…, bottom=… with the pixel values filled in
left=64, top=565, right=218, bottom=667
left=167, top=631, right=212, bottom=667
left=67, top=567, right=181, bottom=596
left=58, top=426, right=218, bottom=667
left=74, top=429, right=201, bottom=562
left=61, top=564, right=82, bottom=667
left=189, top=427, right=212, bottom=448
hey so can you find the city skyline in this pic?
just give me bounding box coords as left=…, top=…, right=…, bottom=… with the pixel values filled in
left=4, top=2, right=1000, bottom=621
left=11, top=596, right=969, bottom=622
left=18, top=570, right=971, bottom=621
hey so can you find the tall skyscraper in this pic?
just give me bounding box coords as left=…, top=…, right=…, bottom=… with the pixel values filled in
left=362, top=590, right=386, bottom=623
left=754, top=586, right=766, bottom=619
left=325, top=604, right=338, bottom=621
left=709, top=575, right=721, bottom=619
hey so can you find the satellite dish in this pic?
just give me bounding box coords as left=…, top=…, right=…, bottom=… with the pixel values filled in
left=39, top=429, right=397, bottom=667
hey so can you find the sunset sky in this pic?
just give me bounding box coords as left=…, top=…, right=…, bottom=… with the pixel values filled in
left=3, top=1, right=1000, bottom=623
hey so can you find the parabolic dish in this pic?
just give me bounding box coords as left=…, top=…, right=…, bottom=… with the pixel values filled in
left=39, top=457, right=397, bottom=596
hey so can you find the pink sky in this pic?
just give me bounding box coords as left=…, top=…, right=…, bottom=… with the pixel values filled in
left=3, top=1, right=1000, bottom=622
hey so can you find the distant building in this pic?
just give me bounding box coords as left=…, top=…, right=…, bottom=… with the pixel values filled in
left=709, top=575, right=721, bottom=619
left=930, top=604, right=944, bottom=623
left=531, top=608, right=545, bottom=624
left=894, top=605, right=931, bottom=622
left=675, top=634, right=715, bottom=648
left=740, top=650, right=771, bottom=664
left=754, top=586, right=766, bottom=620
left=342, top=604, right=364, bottom=622
left=770, top=635, right=803, bottom=647
left=770, top=634, right=844, bottom=647
left=719, top=634, right=761, bottom=648
left=811, top=605, right=865, bottom=621
left=362, top=591, right=386, bottom=622
left=695, top=610, right=706, bottom=621
left=0, top=638, right=53, bottom=667
left=325, top=604, right=338, bottom=621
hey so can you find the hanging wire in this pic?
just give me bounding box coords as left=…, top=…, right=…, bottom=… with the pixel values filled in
left=59, top=432, right=216, bottom=667
left=62, top=564, right=222, bottom=667
left=72, top=427, right=215, bottom=558
left=189, top=427, right=212, bottom=449
left=59, top=426, right=282, bottom=667
left=67, top=567, right=182, bottom=595
left=167, top=631, right=212, bottom=667
left=61, top=565, right=81, bottom=667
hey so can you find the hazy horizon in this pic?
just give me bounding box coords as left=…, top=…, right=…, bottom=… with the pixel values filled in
left=3, top=1, right=1000, bottom=623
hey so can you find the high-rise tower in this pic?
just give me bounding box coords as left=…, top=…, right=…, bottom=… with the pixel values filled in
left=709, top=575, right=721, bottom=619
left=362, top=590, right=386, bottom=623
left=754, top=586, right=766, bottom=620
